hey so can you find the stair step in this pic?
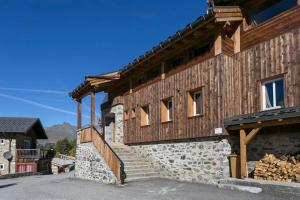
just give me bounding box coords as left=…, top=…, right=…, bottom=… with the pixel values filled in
left=125, top=165, right=152, bottom=170
left=126, top=175, right=160, bottom=182
left=126, top=172, right=158, bottom=178
left=217, top=184, right=262, bottom=194
left=124, top=162, right=149, bottom=166
left=125, top=168, right=156, bottom=174
left=122, top=159, right=142, bottom=162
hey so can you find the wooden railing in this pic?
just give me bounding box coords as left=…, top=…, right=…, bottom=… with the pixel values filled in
left=16, top=149, right=48, bottom=160
left=79, top=126, right=126, bottom=184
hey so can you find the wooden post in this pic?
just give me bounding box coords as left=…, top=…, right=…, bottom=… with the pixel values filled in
left=298, top=0, right=300, bottom=5
left=77, top=99, right=82, bottom=129
left=214, top=34, right=222, bottom=56
left=161, top=62, right=165, bottom=80
left=91, top=92, right=95, bottom=127
left=233, top=25, right=240, bottom=54
left=240, top=129, right=247, bottom=178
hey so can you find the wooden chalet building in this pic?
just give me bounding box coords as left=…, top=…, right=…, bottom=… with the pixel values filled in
left=0, top=117, right=51, bottom=175
left=70, top=0, right=300, bottom=184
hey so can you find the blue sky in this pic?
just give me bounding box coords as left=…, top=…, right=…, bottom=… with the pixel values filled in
left=0, top=0, right=207, bottom=127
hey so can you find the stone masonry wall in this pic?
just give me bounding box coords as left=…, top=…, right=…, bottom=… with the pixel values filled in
left=130, top=138, right=231, bottom=184
left=0, top=139, right=16, bottom=176
left=103, top=104, right=124, bottom=144
left=75, top=132, right=117, bottom=184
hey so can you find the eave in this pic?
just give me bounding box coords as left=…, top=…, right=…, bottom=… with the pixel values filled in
left=69, top=71, right=120, bottom=100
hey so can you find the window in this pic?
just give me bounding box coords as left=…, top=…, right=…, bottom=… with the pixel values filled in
left=0, top=139, right=4, bottom=145
left=0, top=164, right=4, bottom=171
left=248, top=0, right=297, bottom=26
left=124, top=110, right=129, bottom=121
left=140, top=105, right=150, bottom=126
left=161, top=98, right=173, bottom=123
left=188, top=89, right=203, bottom=117
left=262, top=78, right=284, bottom=110
left=23, top=140, right=31, bottom=149
left=131, top=109, right=136, bottom=119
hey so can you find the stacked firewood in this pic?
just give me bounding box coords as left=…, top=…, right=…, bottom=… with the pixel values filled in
left=254, top=154, right=300, bottom=183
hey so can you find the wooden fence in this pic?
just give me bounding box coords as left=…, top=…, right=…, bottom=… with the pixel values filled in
left=79, top=126, right=125, bottom=183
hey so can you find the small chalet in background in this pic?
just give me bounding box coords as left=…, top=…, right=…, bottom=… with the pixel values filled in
left=70, top=0, right=300, bottom=184
left=0, top=117, right=51, bottom=175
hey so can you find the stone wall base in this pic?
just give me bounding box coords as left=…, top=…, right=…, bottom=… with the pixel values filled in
left=75, top=142, right=117, bottom=184
left=130, top=138, right=231, bottom=184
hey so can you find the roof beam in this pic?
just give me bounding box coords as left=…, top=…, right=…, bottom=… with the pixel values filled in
left=226, top=117, right=300, bottom=131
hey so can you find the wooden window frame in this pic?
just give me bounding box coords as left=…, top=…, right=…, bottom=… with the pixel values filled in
left=243, top=0, right=298, bottom=31
left=124, top=110, right=129, bottom=121
left=131, top=108, right=136, bottom=119
left=261, top=77, right=285, bottom=111
left=140, top=105, right=150, bottom=127
left=188, top=88, right=204, bottom=118
left=161, top=97, right=173, bottom=123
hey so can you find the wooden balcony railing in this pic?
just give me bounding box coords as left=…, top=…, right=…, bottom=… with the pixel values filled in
left=79, top=126, right=126, bottom=184
left=16, top=149, right=48, bottom=160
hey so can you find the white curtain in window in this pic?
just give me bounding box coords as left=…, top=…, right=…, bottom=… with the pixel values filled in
left=265, top=89, right=272, bottom=108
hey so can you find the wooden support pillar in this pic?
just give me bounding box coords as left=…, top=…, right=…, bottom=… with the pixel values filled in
left=240, top=128, right=261, bottom=178
left=77, top=99, right=82, bottom=129
left=161, top=62, right=165, bottom=80
left=90, top=92, right=95, bottom=127
left=298, top=0, right=300, bottom=5
left=233, top=25, right=240, bottom=54
left=240, top=129, right=247, bottom=178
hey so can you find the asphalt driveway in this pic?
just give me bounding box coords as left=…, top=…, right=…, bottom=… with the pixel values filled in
left=0, top=173, right=298, bottom=200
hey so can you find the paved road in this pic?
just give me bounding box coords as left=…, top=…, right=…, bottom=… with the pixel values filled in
left=0, top=173, right=298, bottom=200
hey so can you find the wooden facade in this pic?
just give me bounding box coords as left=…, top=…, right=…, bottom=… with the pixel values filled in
left=119, top=3, right=300, bottom=144
left=71, top=1, right=300, bottom=145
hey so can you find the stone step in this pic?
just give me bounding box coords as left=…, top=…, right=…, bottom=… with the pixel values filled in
left=122, top=159, right=143, bottom=163
left=217, top=184, right=262, bottom=194
left=126, top=171, right=158, bottom=178
left=116, top=152, right=134, bottom=156
left=125, top=164, right=152, bottom=171
left=123, top=161, right=148, bottom=165
left=125, top=168, right=156, bottom=174
left=126, top=175, right=159, bottom=182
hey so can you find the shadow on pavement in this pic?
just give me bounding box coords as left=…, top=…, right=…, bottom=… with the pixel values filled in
left=0, top=183, right=17, bottom=189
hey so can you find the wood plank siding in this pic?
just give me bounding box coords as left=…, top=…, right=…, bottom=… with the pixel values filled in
left=122, top=29, right=300, bottom=144
left=101, top=4, right=300, bottom=145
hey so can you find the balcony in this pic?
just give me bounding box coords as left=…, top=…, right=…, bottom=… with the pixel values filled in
left=16, top=149, right=49, bottom=160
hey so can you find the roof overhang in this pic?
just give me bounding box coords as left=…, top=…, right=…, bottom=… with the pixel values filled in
left=69, top=71, right=120, bottom=100
left=120, top=6, right=243, bottom=77
left=224, top=106, right=300, bottom=131
left=69, top=6, right=243, bottom=100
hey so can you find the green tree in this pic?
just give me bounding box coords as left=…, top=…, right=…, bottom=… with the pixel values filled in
left=55, top=138, right=76, bottom=157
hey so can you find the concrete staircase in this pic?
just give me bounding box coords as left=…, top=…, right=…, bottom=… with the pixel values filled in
left=110, top=143, right=159, bottom=182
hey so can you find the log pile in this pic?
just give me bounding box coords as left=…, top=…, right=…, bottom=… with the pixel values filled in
left=254, top=154, right=300, bottom=183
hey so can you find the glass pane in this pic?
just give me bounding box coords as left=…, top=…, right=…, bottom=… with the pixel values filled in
left=251, top=0, right=296, bottom=25
left=275, top=79, right=284, bottom=107
left=265, top=82, right=274, bottom=108
left=168, top=101, right=173, bottom=120
left=194, top=93, right=203, bottom=115
left=146, top=107, right=150, bottom=124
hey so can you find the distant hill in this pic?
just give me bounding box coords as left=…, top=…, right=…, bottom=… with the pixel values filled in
left=38, top=123, right=77, bottom=145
